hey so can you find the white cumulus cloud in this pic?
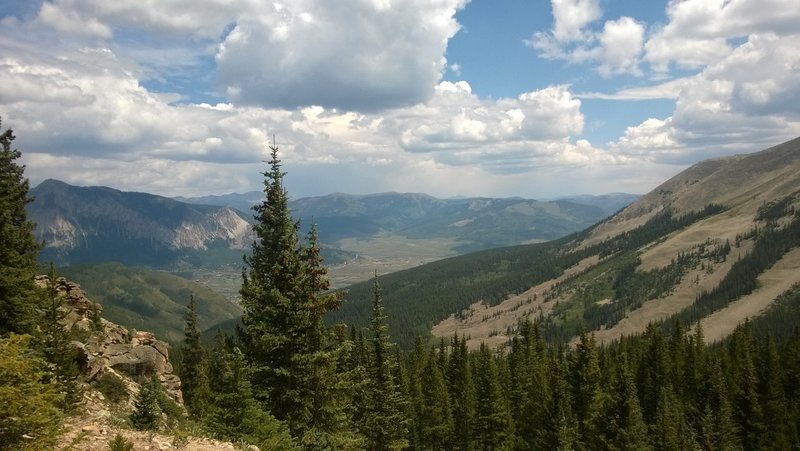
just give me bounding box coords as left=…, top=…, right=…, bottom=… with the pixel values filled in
left=527, top=1, right=644, bottom=77
left=215, top=0, right=467, bottom=111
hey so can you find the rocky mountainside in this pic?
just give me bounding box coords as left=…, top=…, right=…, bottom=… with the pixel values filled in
left=28, top=179, right=253, bottom=267
left=334, top=137, right=800, bottom=348
left=35, top=275, right=182, bottom=400
left=35, top=275, right=242, bottom=450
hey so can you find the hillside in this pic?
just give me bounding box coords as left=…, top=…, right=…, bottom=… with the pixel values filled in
left=333, top=137, right=800, bottom=348
left=29, top=179, right=253, bottom=267
left=59, top=262, right=242, bottom=344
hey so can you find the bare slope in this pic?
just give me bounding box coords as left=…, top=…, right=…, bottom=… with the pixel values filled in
left=431, top=137, right=800, bottom=348
left=584, top=137, right=800, bottom=246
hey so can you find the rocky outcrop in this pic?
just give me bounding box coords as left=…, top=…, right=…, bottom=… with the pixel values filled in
left=35, top=275, right=183, bottom=403
left=28, top=179, right=255, bottom=267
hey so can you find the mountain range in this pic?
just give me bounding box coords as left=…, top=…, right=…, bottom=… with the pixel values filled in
left=29, top=180, right=636, bottom=286
left=22, top=136, right=800, bottom=351
left=332, top=137, right=800, bottom=348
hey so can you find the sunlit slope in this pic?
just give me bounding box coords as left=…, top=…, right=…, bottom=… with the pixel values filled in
left=333, top=137, right=800, bottom=348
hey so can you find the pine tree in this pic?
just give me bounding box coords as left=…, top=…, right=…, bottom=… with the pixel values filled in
left=509, top=319, right=549, bottom=450
left=363, top=274, right=409, bottom=450
left=419, top=347, right=453, bottom=450
left=697, top=357, right=739, bottom=450
left=407, top=337, right=427, bottom=450
left=757, top=337, right=795, bottom=448
left=539, top=352, right=579, bottom=451
left=0, top=118, right=40, bottom=336
left=33, top=266, right=82, bottom=411
left=728, top=323, right=764, bottom=449
left=0, top=334, right=63, bottom=450
left=650, top=385, right=694, bottom=451
left=180, top=295, right=210, bottom=419
left=346, top=326, right=370, bottom=438
left=206, top=338, right=297, bottom=449
left=638, top=324, right=669, bottom=424
left=447, top=334, right=476, bottom=451
left=602, top=358, right=651, bottom=450
left=569, top=332, right=604, bottom=449
left=473, top=343, right=513, bottom=450
left=239, top=142, right=350, bottom=444
left=131, top=377, right=162, bottom=431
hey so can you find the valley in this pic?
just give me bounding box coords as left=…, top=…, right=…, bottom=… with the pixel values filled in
left=326, top=234, right=461, bottom=288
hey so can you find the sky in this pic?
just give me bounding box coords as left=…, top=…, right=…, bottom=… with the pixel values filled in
left=1, top=0, right=799, bottom=199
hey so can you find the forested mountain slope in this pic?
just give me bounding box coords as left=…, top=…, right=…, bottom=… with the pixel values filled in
left=59, top=262, right=242, bottom=344
left=333, top=137, right=800, bottom=348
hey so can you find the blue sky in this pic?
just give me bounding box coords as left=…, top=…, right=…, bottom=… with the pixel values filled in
left=1, top=0, right=799, bottom=198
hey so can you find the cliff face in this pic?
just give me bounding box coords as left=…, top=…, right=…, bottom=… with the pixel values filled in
left=36, top=275, right=182, bottom=402
left=28, top=179, right=254, bottom=266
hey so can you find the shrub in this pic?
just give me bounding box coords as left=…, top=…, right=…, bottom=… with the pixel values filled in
left=130, top=377, right=161, bottom=430
left=95, top=372, right=129, bottom=404
left=108, top=433, right=134, bottom=451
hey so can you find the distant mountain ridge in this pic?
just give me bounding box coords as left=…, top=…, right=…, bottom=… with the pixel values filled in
left=181, top=190, right=638, bottom=252
left=29, top=179, right=638, bottom=288
left=29, top=179, right=253, bottom=267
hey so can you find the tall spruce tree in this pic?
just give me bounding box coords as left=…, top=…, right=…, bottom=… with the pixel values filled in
left=569, top=332, right=604, bottom=449
left=0, top=118, right=40, bottom=335
left=540, top=353, right=579, bottom=451
left=363, top=274, right=409, bottom=450
left=447, top=334, right=476, bottom=451
left=473, top=343, right=514, bottom=450
left=602, top=358, right=651, bottom=450
left=180, top=295, right=210, bottom=419
left=34, top=266, right=82, bottom=411
left=239, top=142, right=350, bottom=445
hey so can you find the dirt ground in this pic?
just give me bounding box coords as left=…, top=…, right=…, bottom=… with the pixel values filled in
left=57, top=390, right=238, bottom=451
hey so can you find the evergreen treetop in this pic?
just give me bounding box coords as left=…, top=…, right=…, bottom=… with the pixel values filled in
left=0, top=117, right=40, bottom=335
left=238, top=141, right=351, bottom=445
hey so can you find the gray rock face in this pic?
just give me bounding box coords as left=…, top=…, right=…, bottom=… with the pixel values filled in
left=35, top=275, right=183, bottom=403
